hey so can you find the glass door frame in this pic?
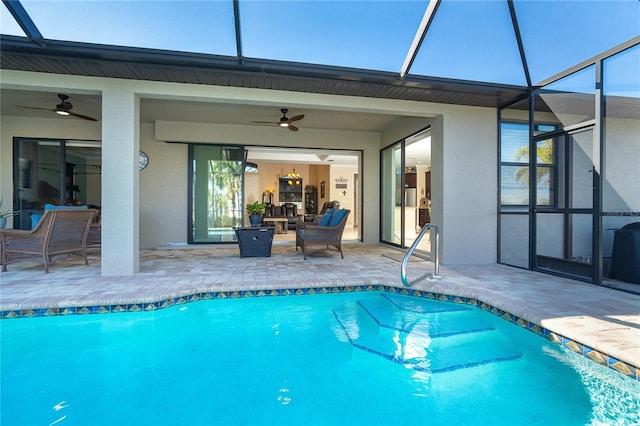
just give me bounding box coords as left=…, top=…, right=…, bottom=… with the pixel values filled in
left=379, top=126, right=431, bottom=250
left=188, top=143, right=245, bottom=244
left=12, top=137, right=102, bottom=230
left=380, top=140, right=404, bottom=247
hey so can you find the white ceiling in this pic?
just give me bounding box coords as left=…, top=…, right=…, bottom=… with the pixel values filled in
left=1, top=89, right=431, bottom=167
left=1, top=89, right=401, bottom=130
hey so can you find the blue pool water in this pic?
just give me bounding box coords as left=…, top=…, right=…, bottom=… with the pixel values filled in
left=1, top=292, right=639, bottom=426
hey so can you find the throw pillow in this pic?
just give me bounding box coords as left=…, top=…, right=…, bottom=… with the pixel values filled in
left=30, top=214, right=43, bottom=230
left=329, top=209, right=348, bottom=227
left=318, top=209, right=335, bottom=226
left=45, top=204, right=88, bottom=210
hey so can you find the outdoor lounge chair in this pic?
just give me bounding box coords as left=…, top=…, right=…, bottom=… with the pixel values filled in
left=296, top=209, right=350, bottom=259
left=0, top=209, right=96, bottom=273
left=86, top=221, right=101, bottom=248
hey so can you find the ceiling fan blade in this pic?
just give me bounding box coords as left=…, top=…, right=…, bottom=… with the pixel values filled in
left=252, top=110, right=303, bottom=130
left=69, top=111, right=98, bottom=121
left=17, top=105, right=57, bottom=112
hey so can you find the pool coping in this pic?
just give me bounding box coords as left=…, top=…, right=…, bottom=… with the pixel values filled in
left=2, top=283, right=638, bottom=384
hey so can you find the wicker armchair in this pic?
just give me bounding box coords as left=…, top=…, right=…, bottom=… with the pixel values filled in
left=296, top=209, right=350, bottom=260
left=86, top=210, right=101, bottom=248
left=87, top=222, right=101, bottom=248
left=0, top=209, right=96, bottom=273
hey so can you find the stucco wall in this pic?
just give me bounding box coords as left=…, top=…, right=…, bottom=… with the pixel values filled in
left=379, top=108, right=498, bottom=265
left=438, top=107, right=498, bottom=264
left=139, top=123, right=188, bottom=249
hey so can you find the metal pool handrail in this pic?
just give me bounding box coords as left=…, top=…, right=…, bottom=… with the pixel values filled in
left=401, top=223, right=441, bottom=287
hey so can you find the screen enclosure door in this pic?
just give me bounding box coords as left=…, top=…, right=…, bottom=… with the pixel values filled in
left=535, top=128, right=595, bottom=279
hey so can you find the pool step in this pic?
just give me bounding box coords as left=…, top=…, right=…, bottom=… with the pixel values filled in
left=380, top=292, right=471, bottom=314
left=333, top=294, right=522, bottom=373
left=356, top=297, right=495, bottom=338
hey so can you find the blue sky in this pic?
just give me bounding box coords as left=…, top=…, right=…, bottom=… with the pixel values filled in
left=2, top=0, right=639, bottom=86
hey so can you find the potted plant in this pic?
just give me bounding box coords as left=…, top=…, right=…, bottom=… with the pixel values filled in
left=0, top=198, right=18, bottom=229
left=246, top=200, right=266, bottom=227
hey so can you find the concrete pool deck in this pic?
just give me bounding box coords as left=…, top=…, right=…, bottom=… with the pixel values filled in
left=1, top=242, right=638, bottom=380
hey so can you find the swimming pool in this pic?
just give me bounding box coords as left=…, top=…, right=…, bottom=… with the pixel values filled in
left=2, top=291, right=638, bottom=425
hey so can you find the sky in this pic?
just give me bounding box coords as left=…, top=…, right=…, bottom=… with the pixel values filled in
left=1, top=0, right=639, bottom=86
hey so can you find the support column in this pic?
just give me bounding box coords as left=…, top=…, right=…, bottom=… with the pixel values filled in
left=434, top=109, right=498, bottom=265
left=101, top=88, right=140, bottom=275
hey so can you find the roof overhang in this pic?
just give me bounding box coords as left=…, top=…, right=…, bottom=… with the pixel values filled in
left=1, top=34, right=529, bottom=109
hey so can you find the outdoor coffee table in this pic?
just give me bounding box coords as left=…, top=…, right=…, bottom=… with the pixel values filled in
left=234, top=226, right=275, bottom=257
left=262, top=217, right=288, bottom=234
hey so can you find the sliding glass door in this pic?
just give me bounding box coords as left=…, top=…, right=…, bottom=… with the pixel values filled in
left=380, top=128, right=431, bottom=251
left=380, top=142, right=402, bottom=246
left=189, top=144, right=244, bottom=243
left=12, top=137, right=101, bottom=230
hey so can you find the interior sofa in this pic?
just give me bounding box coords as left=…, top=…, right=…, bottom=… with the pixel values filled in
left=304, top=200, right=341, bottom=223
left=319, top=200, right=340, bottom=215
left=263, top=202, right=301, bottom=230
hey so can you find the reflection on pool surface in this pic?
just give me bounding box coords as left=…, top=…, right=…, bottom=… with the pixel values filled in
left=2, top=292, right=639, bottom=425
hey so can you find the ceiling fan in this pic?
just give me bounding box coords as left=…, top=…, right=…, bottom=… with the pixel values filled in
left=251, top=108, right=304, bottom=131
left=16, top=93, right=98, bottom=121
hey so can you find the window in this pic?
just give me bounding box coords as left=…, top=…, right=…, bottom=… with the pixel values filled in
left=534, top=138, right=556, bottom=206
left=244, top=162, right=258, bottom=173
left=500, top=122, right=557, bottom=207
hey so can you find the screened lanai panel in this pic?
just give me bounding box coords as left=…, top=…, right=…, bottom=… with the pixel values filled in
left=499, top=213, right=529, bottom=268
left=534, top=66, right=595, bottom=133
left=3, top=0, right=639, bottom=88
left=602, top=44, right=640, bottom=246
left=4, top=0, right=237, bottom=55
left=568, top=131, right=593, bottom=210
left=536, top=213, right=593, bottom=279
left=0, top=6, right=21, bottom=36
left=240, top=1, right=424, bottom=72
left=499, top=102, right=530, bottom=269
left=514, top=0, right=640, bottom=84
left=409, top=0, right=525, bottom=85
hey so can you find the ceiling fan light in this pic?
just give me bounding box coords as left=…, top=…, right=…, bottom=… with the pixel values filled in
left=56, top=110, right=70, bottom=116
left=280, top=122, right=289, bottom=127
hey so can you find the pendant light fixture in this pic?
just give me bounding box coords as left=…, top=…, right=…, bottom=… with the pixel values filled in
left=286, top=165, right=301, bottom=185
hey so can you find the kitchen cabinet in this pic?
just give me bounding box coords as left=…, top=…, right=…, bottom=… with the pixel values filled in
left=405, top=173, right=417, bottom=188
